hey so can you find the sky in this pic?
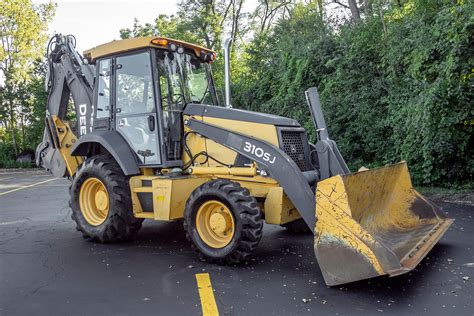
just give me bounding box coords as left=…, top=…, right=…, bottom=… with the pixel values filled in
left=33, top=0, right=259, bottom=54
left=33, top=0, right=180, bottom=53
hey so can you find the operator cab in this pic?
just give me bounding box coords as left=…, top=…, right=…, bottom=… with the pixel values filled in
left=84, top=37, right=219, bottom=167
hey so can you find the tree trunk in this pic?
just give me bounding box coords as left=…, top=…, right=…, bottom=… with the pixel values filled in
left=347, top=0, right=361, bottom=22
left=21, top=112, right=25, bottom=150
left=317, top=0, right=324, bottom=17
left=9, top=100, right=18, bottom=156
left=230, top=0, right=243, bottom=48
left=364, top=0, right=373, bottom=14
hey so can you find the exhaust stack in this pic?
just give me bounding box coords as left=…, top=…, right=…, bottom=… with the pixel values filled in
left=223, top=38, right=232, bottom=108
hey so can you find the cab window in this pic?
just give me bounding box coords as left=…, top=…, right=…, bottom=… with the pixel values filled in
left=116, top=52, right=155, bottom=115
left=96, top=58, right=111, bottom=118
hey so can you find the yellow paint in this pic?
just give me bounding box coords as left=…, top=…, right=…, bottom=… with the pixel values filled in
left=0, top=178, right=58, bottom=196
left=133, top=212, right=154, bottom=219
left=188, top=166, right=257, bottom=176
left=129, top=176, right=145, bottom=213
left=342, top=162, right=437, bottom=232
left=129, top=175, right=209, bottom=220
left=84, top=36, right=215, bottom=62
left=315, top=161, right=447, bottom=279
left=196, top=200, right=235, bottom=248
left=183, top=121, right=208, bottom=166
left=264, top=187, right=301, bottom=224
left=233, top=180, right=276, bottom=198
left=79, top=177, right=110, bottom=226
left=195, top=273, right=219, bottom=316
left=216, top=175, right=278, bottom=185
left=315, top=176, right=385, bottom=275
left=129, top=172, right=297, bottom=226
left=51, top=115, right=83, bottom=176
left=202, top=116, right=279, bottom=168
left=202, top=116, right=279, bottom=146
left=140, top=168, right=154, bottom=176
left=182, top=114, right=280, bottom=168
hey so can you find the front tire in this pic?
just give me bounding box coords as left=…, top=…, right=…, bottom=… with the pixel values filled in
left=69, top=154, right=143, bottom=243
left=184, top=179, right=263, bottom=264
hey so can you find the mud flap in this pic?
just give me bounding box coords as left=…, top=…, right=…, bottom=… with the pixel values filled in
left=314, top=162, right=454, bottom=286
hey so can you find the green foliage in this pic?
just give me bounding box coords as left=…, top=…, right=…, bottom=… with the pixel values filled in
left=0, top=142, right=32, bottom=168
left=120, top=15, right=202, bottom=45
left=119, top=0, right=229, bottom=50
left=0, top=0, right=55, bottom=82
left=382, top=0, right=474, bottom=184
left=233, top=0, right=473, bottom=186
left=2, top=0, right=471, bottom=186
left=0, top=0, right=55, bottom=161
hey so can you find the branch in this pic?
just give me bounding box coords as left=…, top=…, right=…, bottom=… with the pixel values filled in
left=219, top=0, right=233, bottom=29
left=332, top=0, right=350, bottom=9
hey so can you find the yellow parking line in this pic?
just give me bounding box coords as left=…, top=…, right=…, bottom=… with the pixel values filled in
left=0, top=178, right=58, bottom=196
left=195, top=273, right=219, bottom=316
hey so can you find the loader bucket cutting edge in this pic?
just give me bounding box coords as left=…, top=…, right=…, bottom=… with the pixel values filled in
left=313, top=161, right=453, bottom=286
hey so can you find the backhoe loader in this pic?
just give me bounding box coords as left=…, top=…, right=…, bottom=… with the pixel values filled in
left=36, top=34, right=453, bottom=286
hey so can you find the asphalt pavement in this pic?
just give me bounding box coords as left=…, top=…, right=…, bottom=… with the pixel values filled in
left=0, top=170, right=473, bottom=315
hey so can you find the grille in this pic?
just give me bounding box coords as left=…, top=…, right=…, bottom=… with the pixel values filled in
left=280, top=130, right=308, bottom=171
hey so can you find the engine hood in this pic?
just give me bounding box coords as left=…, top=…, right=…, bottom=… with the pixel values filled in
left=184, top=103, right=300, bottom=127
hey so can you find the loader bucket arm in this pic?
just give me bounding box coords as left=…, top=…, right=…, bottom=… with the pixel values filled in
left=304, top=87, right=453, bottom=285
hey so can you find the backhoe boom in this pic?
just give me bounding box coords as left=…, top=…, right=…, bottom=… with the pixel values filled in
left=36, top=34, right=94, bottom=177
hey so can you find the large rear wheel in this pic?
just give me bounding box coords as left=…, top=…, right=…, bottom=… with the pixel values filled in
left=70, top=155, right=143, bottom=243
left=184, top=179, right=263, bottom=264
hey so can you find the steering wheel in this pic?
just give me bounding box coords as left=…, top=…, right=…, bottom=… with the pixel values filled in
left=161, top=93, right=185, bottom=106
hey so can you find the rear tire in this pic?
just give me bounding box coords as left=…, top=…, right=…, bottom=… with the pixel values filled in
left=69, top=154, right=143, bottom=243
left=184, top=179, right=263, bottom=264
left=282, top=218, right=312, bottom=233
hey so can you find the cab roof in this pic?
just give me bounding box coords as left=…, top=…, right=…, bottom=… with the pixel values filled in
left=83, top=36, right=216, bottom=63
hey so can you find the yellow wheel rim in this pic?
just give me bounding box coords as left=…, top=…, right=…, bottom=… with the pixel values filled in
left=79, top=177, right=110, bottom=226
left=196, top=200, right=235, bottom=248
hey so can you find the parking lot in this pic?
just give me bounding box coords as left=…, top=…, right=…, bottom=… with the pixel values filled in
left=0, top=169, right=473, bottom=315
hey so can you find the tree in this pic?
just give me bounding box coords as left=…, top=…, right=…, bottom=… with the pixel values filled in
left=116, top=0, right=473, bottom=187
left=120, top=0, right=250, bottom=52
left=0, top=0, right=55, bottom=155
left=177, top=0, right=229, bottom=50
left=331, top=0, right=361, bottom=22
left=252, top=0, right=293, bottom=34
left=232, top=0, right=473, bottom=186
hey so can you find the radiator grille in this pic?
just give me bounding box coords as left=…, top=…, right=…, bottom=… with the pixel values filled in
left=280, top=130, right=308, bottom=171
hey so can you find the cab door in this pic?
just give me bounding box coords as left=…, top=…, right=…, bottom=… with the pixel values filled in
left=94, top=58, right=112, bottom=130
left=114, top=51, right=161, bottom=165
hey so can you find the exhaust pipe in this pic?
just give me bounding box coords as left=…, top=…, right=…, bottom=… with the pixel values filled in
left=223, top=38, right=232, bottom=108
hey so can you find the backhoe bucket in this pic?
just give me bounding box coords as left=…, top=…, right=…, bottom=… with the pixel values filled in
left=314, top=162, right=453, bottom=286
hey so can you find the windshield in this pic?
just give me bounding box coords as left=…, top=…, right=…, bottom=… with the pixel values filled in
left=157, top=50, right=219, bottom=109
left=156, top=50, right=218, bottom=162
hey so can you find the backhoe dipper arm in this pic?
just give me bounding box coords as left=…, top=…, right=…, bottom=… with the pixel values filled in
left=36, top=34, right=95, bottom=177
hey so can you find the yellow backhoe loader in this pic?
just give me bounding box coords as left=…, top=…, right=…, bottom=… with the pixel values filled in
left=36, top=34, right=453, bottom=286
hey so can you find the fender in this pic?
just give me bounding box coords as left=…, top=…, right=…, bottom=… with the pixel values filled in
left=70, top=130, right=140, bottom=176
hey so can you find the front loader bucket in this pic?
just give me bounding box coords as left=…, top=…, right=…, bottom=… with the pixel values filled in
left=314, top=162, right=453, bottom=286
